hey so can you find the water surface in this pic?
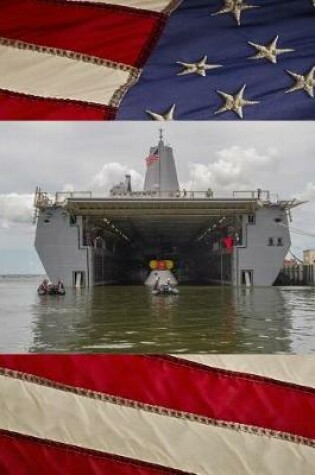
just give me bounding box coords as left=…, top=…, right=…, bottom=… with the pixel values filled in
left=0, top=277, right=314, bottom=353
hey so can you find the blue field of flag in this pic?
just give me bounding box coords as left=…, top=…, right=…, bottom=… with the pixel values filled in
left=118, top=0, right=315, bottom=120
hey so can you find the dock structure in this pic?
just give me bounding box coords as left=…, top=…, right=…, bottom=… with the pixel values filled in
left=280, top=265, right=315, bottom=286
left=33, top=134, right=303, bottom=288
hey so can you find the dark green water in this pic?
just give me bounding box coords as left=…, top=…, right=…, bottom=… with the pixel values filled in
left=1, top=277, right=314, bottom=354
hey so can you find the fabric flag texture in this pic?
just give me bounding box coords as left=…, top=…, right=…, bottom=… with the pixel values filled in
left=146, top=148, right=160, bottom=167
left=0, top=355, right=314, bottom=474
left=0, top=0, right=314, bottom=120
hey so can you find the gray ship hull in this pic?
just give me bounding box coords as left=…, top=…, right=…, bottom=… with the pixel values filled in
left=35, top=198, right=292, bottom=287
left=34, top=134, right=298, bottom=287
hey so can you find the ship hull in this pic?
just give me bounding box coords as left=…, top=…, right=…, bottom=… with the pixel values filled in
left=35, top=200, right=290, bottom=287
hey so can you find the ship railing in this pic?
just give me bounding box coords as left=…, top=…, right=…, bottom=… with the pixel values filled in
left=55, top=191, right=92, bottom=204
left=110, top=190, right=215, bottom=199
left=37, top=188, right=282, bottom=204
left=232, top=189, right=271, bottom=201
left=109, top=189, right=279, bottom=200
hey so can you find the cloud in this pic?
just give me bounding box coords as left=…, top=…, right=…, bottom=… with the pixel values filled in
left=182, top=146, right=279, bottom=192
left=0, top=193, right=34, bottom=229
left=0, top=165, right=144, bottom=229
left=61, top=183, right=75, bottom=192
left=90, top=162, right=144, bottom=193
left=296, top=182, right=315, bottom=202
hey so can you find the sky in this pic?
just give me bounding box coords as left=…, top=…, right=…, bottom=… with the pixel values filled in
left=0, top=121, right=314, bottom=274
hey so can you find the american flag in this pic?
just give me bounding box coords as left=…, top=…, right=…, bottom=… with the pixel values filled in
left=145, top=147, right=160, bottom=167
left=0, top=0, right=314, bottom=120
left=0, top=0, right=180, bottom=120
left=0, top=355, right=314, bottom=474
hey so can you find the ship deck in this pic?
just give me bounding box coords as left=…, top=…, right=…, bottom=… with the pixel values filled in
left=63, top=197, right=259, bottom=244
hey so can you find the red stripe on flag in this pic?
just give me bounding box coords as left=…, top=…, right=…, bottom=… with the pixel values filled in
left=0, top=0, right=165, bottom=67
left=0, top=89, right=115, bottom=120
left=0, top=430, right=190, bottom=475
left=0, top=355, right=314, bottom=440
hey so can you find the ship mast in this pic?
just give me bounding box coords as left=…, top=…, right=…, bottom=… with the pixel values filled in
left=158, top=128, right=163, bottom=195
left=143, top=128, right=179, bottom=193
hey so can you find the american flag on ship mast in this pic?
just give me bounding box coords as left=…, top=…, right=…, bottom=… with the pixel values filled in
left=145, top=147, right=160, bottom=167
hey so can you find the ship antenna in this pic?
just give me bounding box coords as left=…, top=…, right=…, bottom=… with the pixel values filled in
left=158, top=128, right=164, bottom=194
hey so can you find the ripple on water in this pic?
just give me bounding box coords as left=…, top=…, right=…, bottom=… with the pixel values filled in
left=0, top=280, right=314, bottom=354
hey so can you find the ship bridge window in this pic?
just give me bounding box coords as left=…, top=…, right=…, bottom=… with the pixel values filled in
left=248, top=214, right=255, bottom=224
left=277, top=237, right=283, bottom=246
left=268, top=237, right=274, bottom=246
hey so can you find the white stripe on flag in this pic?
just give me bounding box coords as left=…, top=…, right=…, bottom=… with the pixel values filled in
left=175, top=355, right=315, bottom=389
left=0, top=374, right=314, bottom=475
left=0, top=43, right=137, bottom=106
left=65, top=0, right=179, bottom=13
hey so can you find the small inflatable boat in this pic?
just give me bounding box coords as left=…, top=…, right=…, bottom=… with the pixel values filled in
left=152, top=284, right=179, bottom=296
left=38, top=286, right=65, bottom=296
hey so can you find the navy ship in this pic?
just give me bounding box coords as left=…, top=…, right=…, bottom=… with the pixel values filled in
left=34, top=131, right=302, bottom=287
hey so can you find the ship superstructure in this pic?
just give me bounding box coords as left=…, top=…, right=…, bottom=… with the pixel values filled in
left=34, top=133, right=302, bottom=287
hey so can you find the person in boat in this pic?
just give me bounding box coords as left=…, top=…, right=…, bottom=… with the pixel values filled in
left=38, top=278, right=50, bottom=293
left=166, top=278, right=177, bottom=291
left=47, top=278, right=65, bottom=294
left=37, top=279, right=51, bottom=293
left=56, top=279, right=65, bottom=292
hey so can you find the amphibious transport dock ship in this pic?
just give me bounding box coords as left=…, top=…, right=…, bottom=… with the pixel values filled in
left=34, top=133, right=302, bottom=287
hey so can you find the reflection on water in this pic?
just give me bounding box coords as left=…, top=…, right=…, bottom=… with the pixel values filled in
left=0, top=278, right=314, bottom=353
